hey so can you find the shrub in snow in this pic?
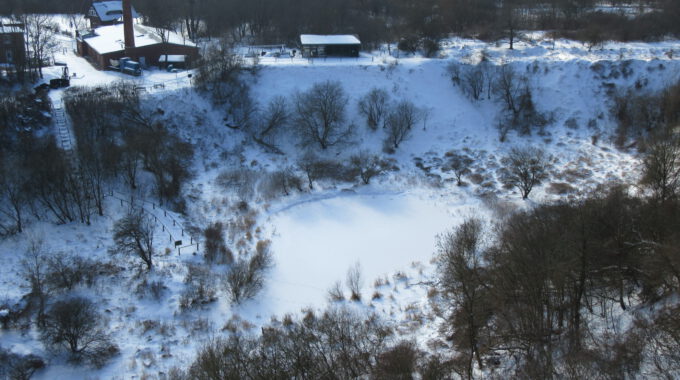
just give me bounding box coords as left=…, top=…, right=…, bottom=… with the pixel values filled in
left=346, top=262, right=363, bottom=302
left=45, top=253, right=98, bottom=292
left=349, top=151, right=387, bottom=185
left=258, top=168, right=304, bottom=200
left=0, top=348, right=45, bottom=380
left=298, top=152, right=355, bottom=189
left=327, top=281, right=345, bottom=302
left=223, top=240, right=273, bottom=304
left=373, top=341, right=419, bottom=380
left=203, top=222, right=233, bottom=265
left=179, top=264, right=217, bottom=310
left=216, top=169, right=259, bottom=200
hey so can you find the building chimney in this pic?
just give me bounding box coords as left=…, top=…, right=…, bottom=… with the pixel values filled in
left=123, top=0, right=135, bottom=51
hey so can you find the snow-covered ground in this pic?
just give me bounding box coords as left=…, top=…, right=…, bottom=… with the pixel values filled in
left=2, top=31, right=680, bottom=378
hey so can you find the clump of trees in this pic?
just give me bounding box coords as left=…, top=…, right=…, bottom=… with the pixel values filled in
left=180, top=307, right=403, bottom=379
left=194, top=42, right=257, bottom=130
left=612, top=80, right=680, bottom=147
left=65, top=83, right=194, bottom=206
left=435, top=184, right=680, bottom=378
left=449, top=62, right=547, bottom=140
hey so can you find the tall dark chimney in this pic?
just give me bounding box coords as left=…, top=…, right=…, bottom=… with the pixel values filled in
left=123, top=0, right=135, bottom=51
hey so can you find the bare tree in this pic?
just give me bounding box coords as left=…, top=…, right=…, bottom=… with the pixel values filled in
left=500, top=147, right=550, bottom=199
left=20, top=237, right=49, bottom=325
left=494, top=64, right=526, bottom=115
left=436, top=218, right=488, bottom=379
left=446, top=151, right=474, bottom=186
left=112, top=211, right=156, bottom=271
left=641, top=136, right=680, bottom=202
left=294, top=81, right=352, bottom=149
left=253, top=96, right=289, bottom=154
left=23, top=14, right=59, bottom=79
left=40, top=297, right=116, bottom=365
left=328, top=280, right=345, bottom=302
left=0, top=156, right=28, bottom=234
left=462, top=64, right=486, bottom=101
left=346, top=262, right=363, bottom=301
left=358, top=88, right=390, bottom=130
left=384, top=100, right=422, bottom=150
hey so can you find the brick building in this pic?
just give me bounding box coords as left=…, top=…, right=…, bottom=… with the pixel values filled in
left=78, top=0, right=198, bottom=70
left=77, top=23, right=198, bottom=69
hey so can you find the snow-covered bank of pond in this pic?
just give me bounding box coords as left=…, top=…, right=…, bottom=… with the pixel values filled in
left=239, top=191, right=482, bottom=318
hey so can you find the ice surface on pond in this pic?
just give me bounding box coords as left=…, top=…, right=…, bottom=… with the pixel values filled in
left=246, top=191, right=474, bottom=317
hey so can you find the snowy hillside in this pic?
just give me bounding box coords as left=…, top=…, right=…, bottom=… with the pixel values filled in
left=2, top=32, right=680, bottom=379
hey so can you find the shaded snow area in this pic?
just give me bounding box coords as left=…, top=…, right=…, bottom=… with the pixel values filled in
left=1, top=31, right=680, bottom=379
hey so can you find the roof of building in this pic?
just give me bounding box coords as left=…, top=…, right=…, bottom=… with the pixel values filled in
left=300, top=34, right=361, bottom=45
left=82, top=23, right=195, bottom=55
left=0, top=18, right=23, bottom=34
left=89, top=1, right=139, bottom=22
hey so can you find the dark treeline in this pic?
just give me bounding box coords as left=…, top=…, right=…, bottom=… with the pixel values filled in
left=0, top=0, right=86, bottom=15
left=2, top=0, right=680, bottom=46
left=436, top=184, right=680, bottom=378
left=0, top=82, right=193, bottom=235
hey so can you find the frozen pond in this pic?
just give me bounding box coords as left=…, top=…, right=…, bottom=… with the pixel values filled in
left=242, top=191, right=477, bottom=318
